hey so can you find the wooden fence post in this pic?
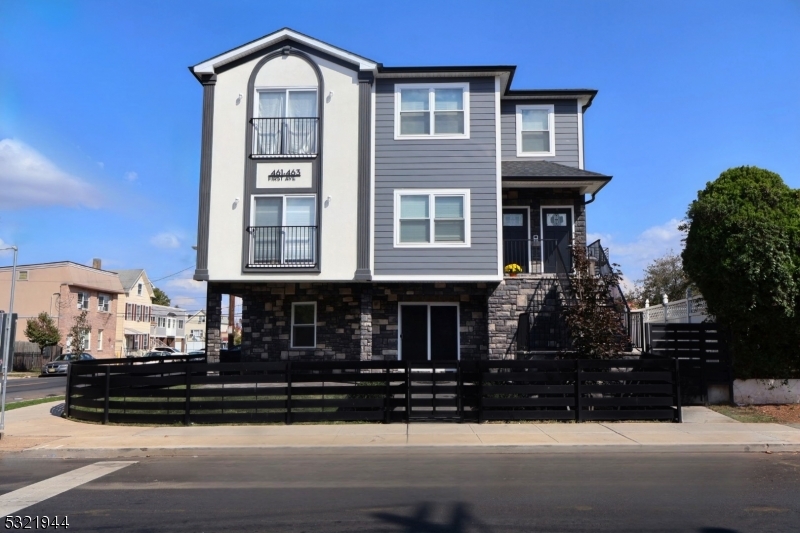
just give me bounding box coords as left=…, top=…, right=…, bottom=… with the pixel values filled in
left=674, top=357, right=682, bottom=423
left=184, top=365, right=191, bottom=426
left=64, top=362, right=73, bottom=419
left=405, top=360, right=411, bottom=423
left=456, top=361, right=463, bottom=423
left=286, top=360, right=292, bottom=425
left=477, top=360, right=484, bottom=424
left=574, top=360, right=582, bottom=422
left=103, top=366, right=110, bottom=424
left=384, top=361, right=391, bottom=424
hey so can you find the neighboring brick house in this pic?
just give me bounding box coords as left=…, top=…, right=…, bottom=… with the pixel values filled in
left=190, top=28, right=618, bottom=363
left=113, top=269, right=154, bottom=357
left=0, top=261, right=123, bottom=357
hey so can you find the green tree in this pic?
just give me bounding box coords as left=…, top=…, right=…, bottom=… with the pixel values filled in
left=67, top=311, right=90, bottom=354
left=24, top=312, right=61, bottom=355
left=628, top=251, right=695, bottom=309
left=681, top=166, right=800, bottom=378
left=561, top=247, right=629, bottom=359
left=151, top=287, right=171, bottom=306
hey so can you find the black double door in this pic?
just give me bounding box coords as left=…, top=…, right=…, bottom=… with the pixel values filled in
left=400, top=304, right=458, bottom=361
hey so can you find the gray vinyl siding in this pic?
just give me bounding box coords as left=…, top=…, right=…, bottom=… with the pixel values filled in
left=501, top=99, right=579, bottom=167
left=374, top=77, right=498, bottom=276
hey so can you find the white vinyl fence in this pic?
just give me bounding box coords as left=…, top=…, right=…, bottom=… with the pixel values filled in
left=630, top=294, right=711, bottom=349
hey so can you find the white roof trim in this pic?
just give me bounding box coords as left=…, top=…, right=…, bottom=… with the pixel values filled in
left=192, top=28, right=377, bottom=74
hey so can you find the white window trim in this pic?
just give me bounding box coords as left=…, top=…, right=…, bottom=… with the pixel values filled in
left=76, top=292, right=89, bottom=310
left=394, top=82, right=470, bottom=140
left=393, top=189, right=471, bottom=248
left=97, top=330, right=103, bottom=351
left=516, top=104, right=555, bottom=157
left=137, top=283, right=143, bottom=296
left=97, top=293, right=110, bottom=313
left=253, top=87, right=319, bottom=117
left=290, top=301, right=317, bottom=349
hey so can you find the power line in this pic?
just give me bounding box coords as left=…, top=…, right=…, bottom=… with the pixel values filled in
left=150, top=265, right=196, bottom=283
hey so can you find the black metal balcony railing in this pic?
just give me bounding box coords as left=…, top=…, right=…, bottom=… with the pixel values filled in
left=247, top=226, right=318, bottom=268
left=503, top=239, right=561, bottom=274
left=251, top=118, right=319, bottom=157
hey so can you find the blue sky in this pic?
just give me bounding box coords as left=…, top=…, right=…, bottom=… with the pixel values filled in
left=1, top=0, right=798, bottom=311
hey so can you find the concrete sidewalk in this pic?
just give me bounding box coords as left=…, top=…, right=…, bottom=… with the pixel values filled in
left=2, top=401, right=800, bottom=454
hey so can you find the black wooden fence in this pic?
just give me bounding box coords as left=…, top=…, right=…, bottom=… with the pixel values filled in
left=644, top=323, right=732, bottom=405
left=65, top=356, right=681, bottom=425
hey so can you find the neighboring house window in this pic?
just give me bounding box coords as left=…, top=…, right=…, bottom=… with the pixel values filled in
left=137, top=283, right=143, bottom=296
left=394, top=190, right=471, bottom=247
left=291, top=302, right=316, bottom=349
left=178, top=320, right=184, bottom=329
left=395, top=83, right=469, bottom=139
left=17, top=270, right=28, bottom=281
left=199, top=316, right=206, bottom=324
left=251, top=195, right=317, bottom=265
left=80, top=329, right=91, bottom=352
left=516, top=104, right=555, bottom=156
left=254, top=88, right=318, bottom=156
left=191, top=329, right=203, bottom=340
left=158, top=317, right=166, bottom=328
left=76, top=292, right=89, bottom=310
left=97, top=294, right=110, bottom=312
left=97, top=330, right=103, bottom=351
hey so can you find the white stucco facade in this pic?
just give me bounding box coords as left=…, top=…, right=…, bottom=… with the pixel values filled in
left=206, top=51, right=361, bottom=281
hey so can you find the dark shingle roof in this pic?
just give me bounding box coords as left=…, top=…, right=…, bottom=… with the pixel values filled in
left=502, top=161, right=611, bottom=179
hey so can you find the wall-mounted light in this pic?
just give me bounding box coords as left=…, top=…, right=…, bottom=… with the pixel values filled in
left=236, top=94, right=242, bottom=105
left=232, top=198, right=240, bottom=209
left=324, top=196, right=331, bottom=208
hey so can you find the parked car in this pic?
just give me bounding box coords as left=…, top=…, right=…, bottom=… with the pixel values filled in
left=151, top=347, right=186, bottom=355
left=41, top=353, right=95, bottom=376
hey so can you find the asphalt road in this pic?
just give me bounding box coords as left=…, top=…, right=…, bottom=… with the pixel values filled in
left=1, top=450, right=799, bottom=532
left=2, top=376, right=66, bottom=402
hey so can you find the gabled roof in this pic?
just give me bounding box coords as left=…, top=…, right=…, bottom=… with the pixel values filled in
left=502, top=161, right=612, bottom=195
left=191, top=27, right=378, bottom=78
left=115, top=269, right=145, bottom=292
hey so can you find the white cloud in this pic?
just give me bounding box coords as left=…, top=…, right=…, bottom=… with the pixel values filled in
left=150, top=232, right=181, bottom=249
left=0, top=138, right=99, bottom=209
left=165, top=276, right=206, bottom=293
left=165, top=274, right=206, bottom=312
left=589, top=218, right=684, bottom=284
left=0, top=238, right=15, bottom=256
left=124, top=171, right=138, bottom=181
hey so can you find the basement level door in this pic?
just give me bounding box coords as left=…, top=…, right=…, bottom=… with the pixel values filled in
left=400, top=304, right=459, bottom=361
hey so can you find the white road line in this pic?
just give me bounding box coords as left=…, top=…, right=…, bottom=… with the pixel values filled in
left=0, top=461, right=137, bottom=516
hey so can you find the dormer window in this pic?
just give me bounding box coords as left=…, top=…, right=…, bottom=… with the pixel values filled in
left=516, top=104, right=555, bottom=156
left=252, top=89, right=318, bottom=156
left=395, top=83, right=470, bottom=140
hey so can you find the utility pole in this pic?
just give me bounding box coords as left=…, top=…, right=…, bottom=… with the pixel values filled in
left=1, top=245, right=19, bottom=436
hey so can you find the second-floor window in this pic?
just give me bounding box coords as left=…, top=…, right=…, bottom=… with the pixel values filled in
left=254, top=88, right=318, bottom=156
left=516, top=104, right=555, bottom=156
left=97, top=294, right=110, bottom=313
left=249, top=195, right=317, bottom=267
left=394, top=190, right=470, bottom=247
left=76, top=292, right=89, bottom=310
left=395, top=83, right=469, bottom=139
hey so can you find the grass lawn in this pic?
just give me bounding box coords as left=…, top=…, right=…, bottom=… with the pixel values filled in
left=5, top=396, right=65, bottom=411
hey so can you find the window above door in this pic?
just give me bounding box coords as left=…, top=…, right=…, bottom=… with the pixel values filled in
left=516, top=104, right=555, bottom=157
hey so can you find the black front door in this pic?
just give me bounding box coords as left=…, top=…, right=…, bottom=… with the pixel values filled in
left=430, top=306, right=458, bottom=361
left=400, top=305, right=428, bottom=362
left=502, top=209, right=529, bottom=273
left=542, top=208, right=572, bottom=273
left=400, top=304, right=459, bottom=361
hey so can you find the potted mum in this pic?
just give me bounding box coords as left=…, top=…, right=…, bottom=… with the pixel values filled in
left=504, top=263, right=523, bottom=277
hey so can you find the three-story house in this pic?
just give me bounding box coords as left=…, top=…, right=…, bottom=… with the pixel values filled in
left=190, top=28, right=615, bottom=363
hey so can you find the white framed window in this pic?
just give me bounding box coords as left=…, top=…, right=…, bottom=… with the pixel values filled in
left=97, top=330, right=104, bottom=351
left=516, top=104, right=555, bottom=157
left=291, top=302, right=316, bottom=349
left=251, top=195, right=317, bottom=265
left=97, top=293, right=110, bottom=312
left=81, top=329, right=91, bottom=352
left=17, top=270, right=28, bottom=281
left=76, top=292, right=89, bottom=310
left=394, top=83, right=470, bottom=139
left=393, top=189, right=470, bottom=248
left=137, top=283, right=143, bottom=296
left=158, top=317, right=166, bottom=328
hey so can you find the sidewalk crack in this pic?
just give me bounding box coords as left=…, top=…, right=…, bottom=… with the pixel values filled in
left=599, top=422, right=640, bottom=444
left=469, top=424, right=484, bottom=444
